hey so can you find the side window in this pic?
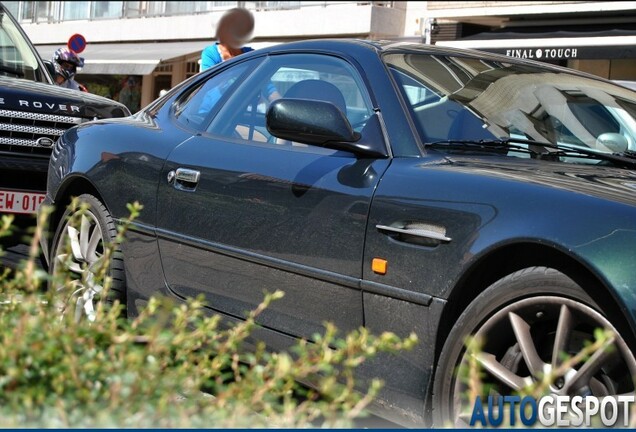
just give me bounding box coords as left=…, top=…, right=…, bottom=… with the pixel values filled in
left=208, top=54, right=374, bottom=148
left=0, top=10, right=40, bottom=81
left=391, top=68, right=442, bottom=107
left=173, top=59, right=257, bottom=131
left=0, top=28, right=23, bottom=73
left=390, top=66, right=493, bottom=142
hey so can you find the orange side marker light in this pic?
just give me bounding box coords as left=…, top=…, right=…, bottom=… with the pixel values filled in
left=372, top=258, right=388, bottom=275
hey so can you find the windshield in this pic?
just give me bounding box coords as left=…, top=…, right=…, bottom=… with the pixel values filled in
left=0, top=8, right=47, bottom=82
left=385, top=53, right=636, bottom=163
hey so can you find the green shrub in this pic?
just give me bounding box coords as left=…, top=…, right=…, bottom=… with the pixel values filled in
left=0, top=202, right=417, bottom=428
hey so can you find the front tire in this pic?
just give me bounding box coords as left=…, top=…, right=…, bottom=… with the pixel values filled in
left=432, top=267, right=636, bottom=427
left=50, top=193, right=125, bottom=322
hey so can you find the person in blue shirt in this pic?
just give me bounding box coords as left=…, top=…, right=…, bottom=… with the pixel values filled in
left=200, top=7, right=280, bottom=109
left=200, top=8, right=255, bottom=71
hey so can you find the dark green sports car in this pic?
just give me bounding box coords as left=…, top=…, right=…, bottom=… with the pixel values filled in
left=39, top=39, right=636, bottom=427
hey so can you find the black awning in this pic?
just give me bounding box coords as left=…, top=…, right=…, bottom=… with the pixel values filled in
left=436, top=30, right=636, bottom=60
left=463, top=28, right=636, bottom=41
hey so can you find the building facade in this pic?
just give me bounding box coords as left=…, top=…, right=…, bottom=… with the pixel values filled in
left=5, top=1, right=635, bottom=109
left=423, top=1, right=636, bottom=84
left=4, top=1, right=408, bottom=108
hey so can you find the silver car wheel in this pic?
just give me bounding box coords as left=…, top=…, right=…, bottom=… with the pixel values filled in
left=52, top=211, right=105, bottom=323
left=451, top=296, right=636, bottom=426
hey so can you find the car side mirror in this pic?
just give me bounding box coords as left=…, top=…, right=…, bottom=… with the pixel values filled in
left=267, top=98, right=358, bottom=145
left=266, top=99, right=386, bottom=159
left=43, top=60, right=56, bottom=78
left=596, top=132, right=628, bottom=153
left=267, top=99, right=389, bottom=158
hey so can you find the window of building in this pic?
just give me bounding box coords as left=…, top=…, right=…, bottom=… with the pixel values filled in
left=92, top=1, right=123, bottom=19
left=7, top=1, right=57, bottom=23
left=123, top=1, right=142, bottom=18
left=145, top=1, right=164, bottom=16
left=165, top=2, right=208, bottom=15
left=19, top=1, right=34, bottom=22
left=186, top=60, right=200, bottom=78
left=155, top=63, right=173, bottom=73
left=35, top=1, right=51, bottom=22
left=251, top=1, right=301, bottom=12
left=62, top=1, right=90, bottom=20
left=123, top=0, right=169, bottom=17
left=154, top=74, right=172, bottom=99
left=20, top=2, right=35, bottom=22
left=2, top=2, right=20, bottom=19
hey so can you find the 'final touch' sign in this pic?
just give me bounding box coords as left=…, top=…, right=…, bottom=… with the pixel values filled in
left=479, top=44, right=636, bottom=61
left=505, top=48, right=578, bottom=60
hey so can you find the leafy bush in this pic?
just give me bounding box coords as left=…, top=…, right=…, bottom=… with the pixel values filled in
left=0, top=203, right=417, bottom=428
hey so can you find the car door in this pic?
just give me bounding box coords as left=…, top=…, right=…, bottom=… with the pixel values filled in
left=156, top=53, right=390, bottom=340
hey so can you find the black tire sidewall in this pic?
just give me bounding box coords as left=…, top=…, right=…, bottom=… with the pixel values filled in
left=432, top=267, right=595, bottom=427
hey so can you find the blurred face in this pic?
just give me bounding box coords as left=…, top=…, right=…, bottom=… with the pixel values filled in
left=59, top=61, right=77, bottom=75
left=216, top=8, right=254, bottom=49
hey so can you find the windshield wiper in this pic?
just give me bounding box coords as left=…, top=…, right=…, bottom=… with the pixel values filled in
left=424, top=139, right=543, bottom=157
left=424, top=138, right=636, bottom=169
left=501, top=137, right=636, bottom=168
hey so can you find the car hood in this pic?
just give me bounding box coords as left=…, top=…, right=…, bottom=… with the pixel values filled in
left=444, top=156, right=636, bottom=207
left=0, top=76, right=129, bottom=119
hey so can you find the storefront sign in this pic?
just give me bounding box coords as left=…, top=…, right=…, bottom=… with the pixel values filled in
left=505, top=48, right=578, bottom=60
left=479, top=45, right=636, bottom=61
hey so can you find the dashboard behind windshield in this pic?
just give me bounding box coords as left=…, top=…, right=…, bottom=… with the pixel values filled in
left=385, top=53, right=636, bottom=162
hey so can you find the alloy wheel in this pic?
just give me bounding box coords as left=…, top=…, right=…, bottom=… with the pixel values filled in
left=451, top=296, right=636, bottom=426
left=52, top=210, right=106, bottom=323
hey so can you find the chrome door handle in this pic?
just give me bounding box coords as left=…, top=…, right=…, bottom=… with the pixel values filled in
left=168, top=168, right=200, bottom=191
left=175, top=168, right=200, bottom=184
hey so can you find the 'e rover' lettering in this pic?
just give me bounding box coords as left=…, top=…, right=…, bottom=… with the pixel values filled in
left=16, top=99, right=81, bottom=112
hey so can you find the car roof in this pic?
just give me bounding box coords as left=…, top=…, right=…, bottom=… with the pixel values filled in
left=251, top=38, right=615, bottom=87
left=613, top=80, right=636, bottom=92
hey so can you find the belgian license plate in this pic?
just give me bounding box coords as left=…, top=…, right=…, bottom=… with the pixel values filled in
left=0, top=190, right=46, bottom=215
